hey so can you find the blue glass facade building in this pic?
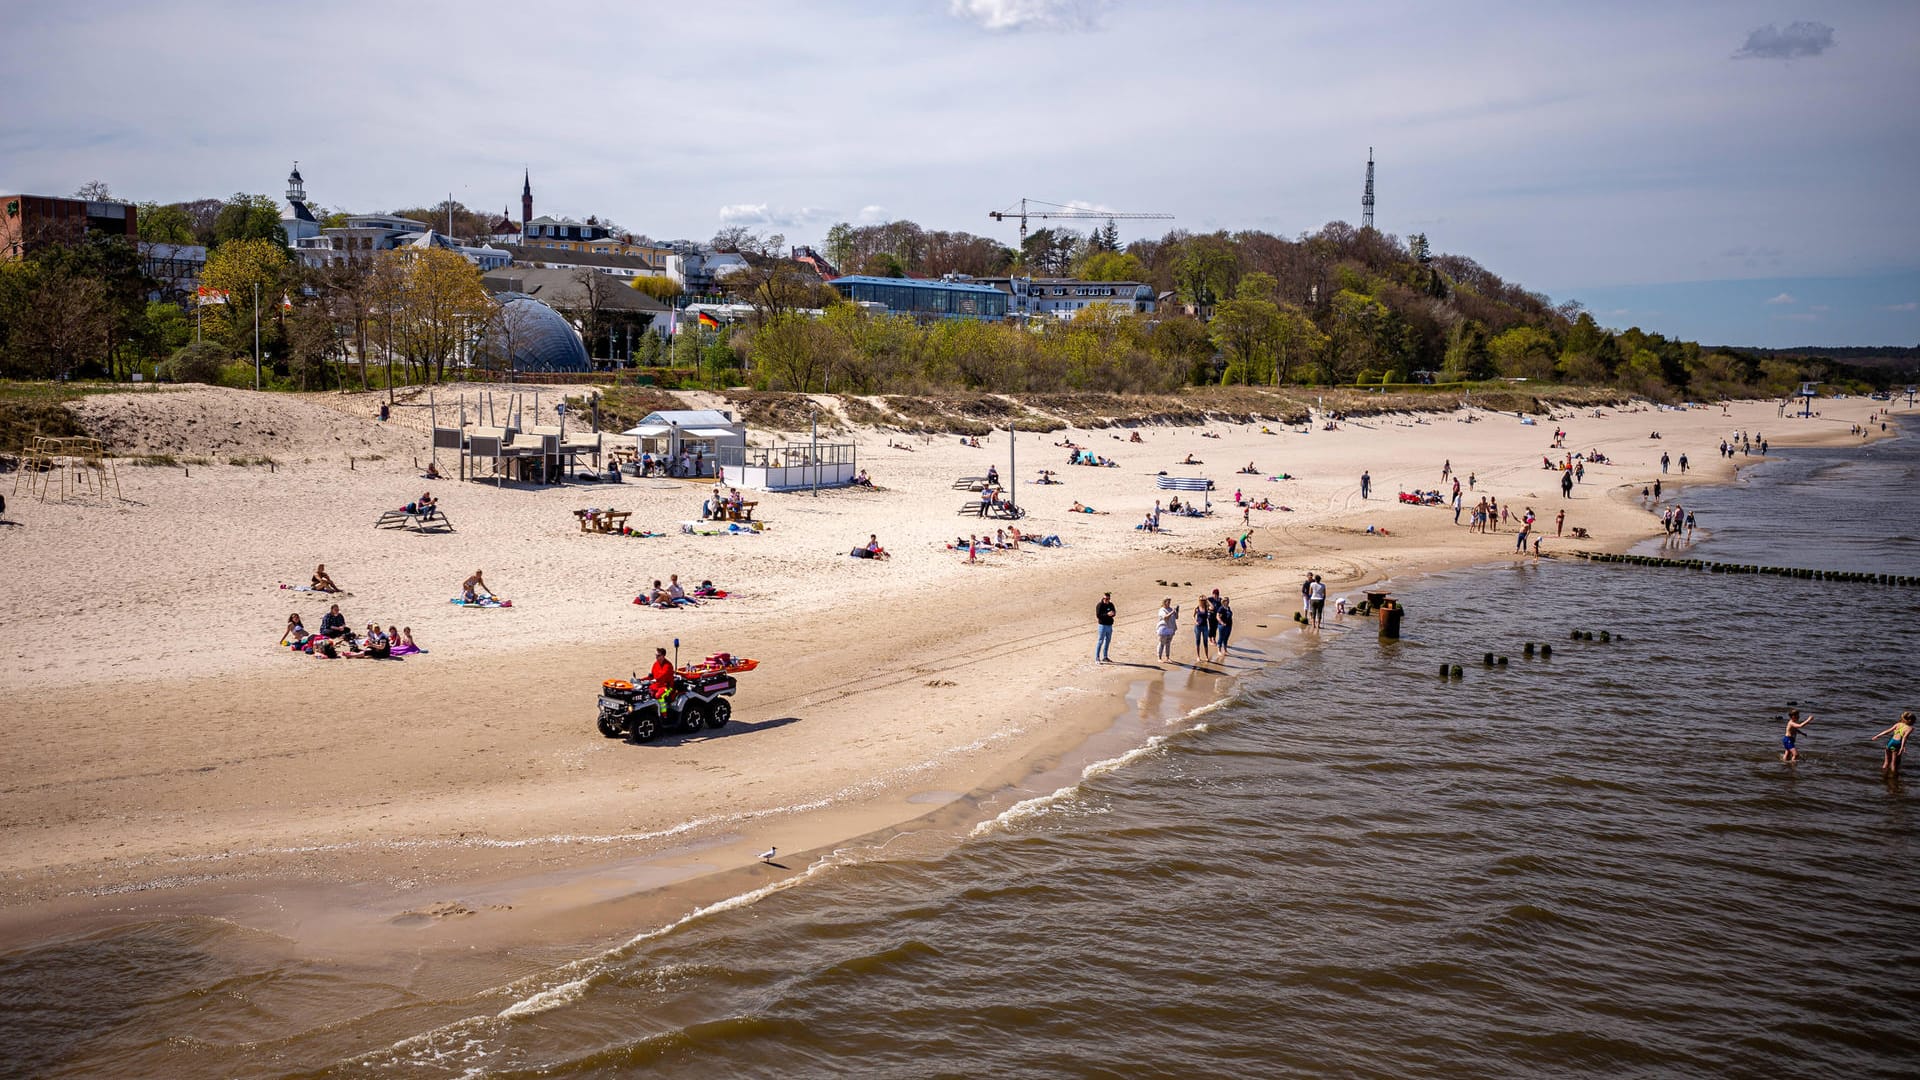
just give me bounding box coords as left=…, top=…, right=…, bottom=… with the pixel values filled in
left=828, top=275, right=1008, bottom=320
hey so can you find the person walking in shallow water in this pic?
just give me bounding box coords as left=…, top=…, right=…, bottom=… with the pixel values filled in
left=1780, top=709, right=1813, bottom=763
left=1873, top=712, right=1913, bottom=775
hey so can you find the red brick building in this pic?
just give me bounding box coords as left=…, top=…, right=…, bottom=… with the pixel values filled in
left=1, top=194, right=139, bottom=260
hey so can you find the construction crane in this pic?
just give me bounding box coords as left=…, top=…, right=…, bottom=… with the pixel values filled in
left=989, top=197, right=1173, bottom=245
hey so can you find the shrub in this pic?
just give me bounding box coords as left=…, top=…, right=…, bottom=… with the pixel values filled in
left=166, top=342, right=230, bottom=384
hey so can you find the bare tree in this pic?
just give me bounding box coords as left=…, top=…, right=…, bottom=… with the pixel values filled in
left=72, top=180, right=114, bottom=201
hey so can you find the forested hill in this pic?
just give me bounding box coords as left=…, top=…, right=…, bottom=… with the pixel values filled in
left=788, top=217, right=1909, bottom=398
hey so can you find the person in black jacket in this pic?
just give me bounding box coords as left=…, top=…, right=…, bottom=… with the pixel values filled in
left=1094, top=592, right=1115, bottom=663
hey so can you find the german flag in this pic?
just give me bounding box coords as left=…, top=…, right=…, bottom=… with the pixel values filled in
left=696, top=311, right=721, bottom=328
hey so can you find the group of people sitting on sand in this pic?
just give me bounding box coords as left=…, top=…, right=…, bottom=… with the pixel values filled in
left=637, top=573, right=725, bottom=608
left=284, top=606, right=421, bottom=660
left=851, top=533, right=890, bottom=559
left=851, top=468, right=873, bottom=487
left=1399, top=489, right=1445, bottom=505
left=1068, top=450, right=1118, bottom=467
left=960, top=436, right=985, bottom=448
left=703, top=484, right=751, bottom=520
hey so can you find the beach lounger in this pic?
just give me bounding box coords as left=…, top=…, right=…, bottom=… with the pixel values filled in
left=957, top=499, right=987, bottom=517
left=952, top=476, right=987, bottom=490
left=376, top=509, right=413, bottom=529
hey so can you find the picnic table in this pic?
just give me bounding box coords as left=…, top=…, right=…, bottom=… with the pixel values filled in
left=575, top=509, right=632, bottom=533
left=714, top=501, right=758, bottom=522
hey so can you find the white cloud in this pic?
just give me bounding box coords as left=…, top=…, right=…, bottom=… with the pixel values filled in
left=716, top=203, right=836, bottom=230
left=1733, top=21, right=1836, bottom=61
left=1880, top=300, right=1918, bottom=312
left=949, top=0, right=1110, bottom=32
left=1764, top=292, right=1796, bottom=305
left=856, top=205, right=889, bottom=224
left=718, top=202, right=771, bottom=225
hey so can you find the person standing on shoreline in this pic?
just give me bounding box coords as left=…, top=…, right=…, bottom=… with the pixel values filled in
left=1155, top=598, right=1178, bottom=661
left=1453, top=489, right=1464, bottom=525
left=1308, top=575, right=1327, bottom=628
left=1780, top=709, right=1813, bottom=763
left=1094, top=591, right=1115, bottom=664
left=1555, top=509, right=1565, bottom=536
left=1194, top=594, right=1216, bottom=663
left=1215, top=596, right=1234, bottom=655
left=1872, top=712, right=1913, bottom=775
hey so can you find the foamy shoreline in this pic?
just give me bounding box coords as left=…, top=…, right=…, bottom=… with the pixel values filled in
left=0, top=388, right=1901, bottom=963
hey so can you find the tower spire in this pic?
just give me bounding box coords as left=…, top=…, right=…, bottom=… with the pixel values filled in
left=1362, top=147, right=1375, bottom=231
left=521, top=168, right=532, bottom=229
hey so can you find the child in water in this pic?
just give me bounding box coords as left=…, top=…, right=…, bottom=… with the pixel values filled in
left=1872, top=711, right=1913, bottom=775
left=1780, top=709, right=1813, bottom=763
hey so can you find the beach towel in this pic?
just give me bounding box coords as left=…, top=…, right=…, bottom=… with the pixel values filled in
left=390, top=643, right=423, bottom=655
left=281, top=584, right=351, bottom=595
left=450, top=597, right=512, bottom=608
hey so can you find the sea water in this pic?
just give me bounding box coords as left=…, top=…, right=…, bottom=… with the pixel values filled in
left=4, top=439, right=1916, bottom=1078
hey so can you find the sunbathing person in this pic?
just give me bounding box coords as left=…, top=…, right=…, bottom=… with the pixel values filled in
left=462, top=570, right=491, bottom=604
left=311, top=564, right=340, bottom=592
left=1183, top=454, right=1200, bottom=465
left=1129, top=431, right=1143, bottom=443
left=283, top=613, right=309, bottom=646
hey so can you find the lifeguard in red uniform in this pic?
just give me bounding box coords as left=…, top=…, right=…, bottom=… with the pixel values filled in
left=648, top=647, right=675, bottom=704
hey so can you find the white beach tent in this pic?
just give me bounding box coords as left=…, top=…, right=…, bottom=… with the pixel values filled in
left=622, top=410, right=746, bottom=475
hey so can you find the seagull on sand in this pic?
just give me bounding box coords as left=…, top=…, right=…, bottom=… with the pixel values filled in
left=758, top=846, right=777, bottom=863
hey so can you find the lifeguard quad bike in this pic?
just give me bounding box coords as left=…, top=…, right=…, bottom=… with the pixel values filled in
left=596, top=654, right=757, bottom=742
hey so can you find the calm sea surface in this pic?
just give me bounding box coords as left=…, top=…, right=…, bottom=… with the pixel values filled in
left=5, top=438, right=1918, bottom=1078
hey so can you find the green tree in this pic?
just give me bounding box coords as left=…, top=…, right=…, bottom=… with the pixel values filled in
left=1327, top=288, right=1388, bottom=382
left=822, top=222, right=856, bottom=276
left=1210, top=296, right=1281, bottom=385
left=1443, top=319, right=1493, bottom=380
left=1489, top=325, right=1558, bottom=380
left=385, top=247, right=492, bottom=381
left=1172, top=234, right=1238, bottom=314
left=136, top=202, right=197, bottom=245
left=1076, top=250, right=1148, bottom=282
left=1272, top=305, right=1328, bottom=385
left=212, top=193, right=288, bottom=248
left=200, top=237, right=288, bottom=357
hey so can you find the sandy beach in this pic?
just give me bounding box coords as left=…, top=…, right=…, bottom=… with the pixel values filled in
left=0, top=386, right=1902, bottom=961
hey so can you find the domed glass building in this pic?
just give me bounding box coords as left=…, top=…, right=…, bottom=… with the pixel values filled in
left=478, top=293, right=590, bottom=372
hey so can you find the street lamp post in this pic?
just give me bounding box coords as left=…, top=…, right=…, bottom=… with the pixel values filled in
left=253, top=282, right=261, bottom=390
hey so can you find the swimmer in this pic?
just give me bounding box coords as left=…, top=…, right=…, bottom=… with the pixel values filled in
left=1780, top=709, right=1813, bottom=763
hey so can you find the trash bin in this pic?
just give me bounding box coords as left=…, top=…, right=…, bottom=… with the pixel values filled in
left=1377, top=598, right=1404, bottom=640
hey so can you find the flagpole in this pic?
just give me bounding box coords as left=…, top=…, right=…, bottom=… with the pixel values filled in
left=253, top=282, right=261, bottom=390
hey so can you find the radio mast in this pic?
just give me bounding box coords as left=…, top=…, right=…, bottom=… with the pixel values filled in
left=1362, top=147, right=1376, bottom=231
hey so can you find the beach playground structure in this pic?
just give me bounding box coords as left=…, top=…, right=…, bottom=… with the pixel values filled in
left=10, top=436, right=123, bottom=503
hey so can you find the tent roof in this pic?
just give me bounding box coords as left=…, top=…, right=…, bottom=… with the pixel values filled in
left=624, top=423, right=672, bottom=436
left=638, top=410, right=739, bottom=428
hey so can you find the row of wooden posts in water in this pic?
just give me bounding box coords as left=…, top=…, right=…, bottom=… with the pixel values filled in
left=1571, top=550, right=1919, bottom=587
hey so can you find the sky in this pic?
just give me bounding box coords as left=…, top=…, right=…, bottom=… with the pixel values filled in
left=2, top=0, right=1917, bottom=348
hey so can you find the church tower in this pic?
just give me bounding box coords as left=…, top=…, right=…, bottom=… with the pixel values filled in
left=287, top=162, right=307, bottom=208
left=521, top=169, right=532, bottom=231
